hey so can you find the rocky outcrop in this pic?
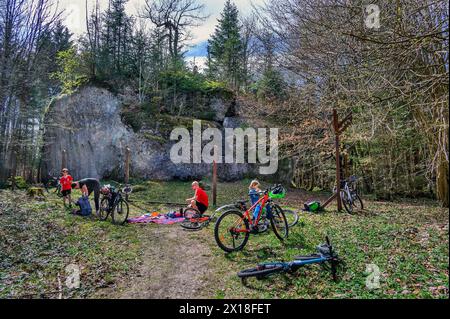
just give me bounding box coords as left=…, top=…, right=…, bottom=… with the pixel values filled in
left=41, top=86, right=257, bottom=181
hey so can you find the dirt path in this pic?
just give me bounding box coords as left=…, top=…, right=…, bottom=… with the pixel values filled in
left=96, top=224, right=217, bottom=299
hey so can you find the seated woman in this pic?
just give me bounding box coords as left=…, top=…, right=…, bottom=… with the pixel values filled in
left=186, top=181, right=209, bottom=214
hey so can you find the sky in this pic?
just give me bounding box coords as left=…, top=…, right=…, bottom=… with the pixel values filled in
left=60, top=0, right=265, bottom=62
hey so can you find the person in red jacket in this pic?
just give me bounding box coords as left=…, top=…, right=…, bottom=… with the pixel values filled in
left=60, top=168, right=73, bottom=208
left=186, top=181, right=209, bottom=214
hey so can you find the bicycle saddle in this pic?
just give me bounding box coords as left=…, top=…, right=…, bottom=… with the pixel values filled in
left=317, top=244, right=333, bottom=257
left=236, top=200, right=248, bottom=205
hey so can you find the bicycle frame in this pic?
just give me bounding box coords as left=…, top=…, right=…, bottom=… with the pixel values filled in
left=343, top=182, right=352, bottom=203
left=258, top=255, right=329, bottom=270
left=291, top=255, right=328, bottom=267
left=237, top=236, right=339, bottom=280
left=231, top=192, right=270, bottom=234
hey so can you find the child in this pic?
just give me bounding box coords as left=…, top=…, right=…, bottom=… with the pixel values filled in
left=60, top=168, right=73, bottom=208
left=249, top=180, right=262, bottom=220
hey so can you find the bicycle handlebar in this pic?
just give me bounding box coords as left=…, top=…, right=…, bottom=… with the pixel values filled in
left=262, top=184, right=284, bottom=194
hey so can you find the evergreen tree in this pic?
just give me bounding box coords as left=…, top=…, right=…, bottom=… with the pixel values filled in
left=52, top=20, right=73, bottom=53
left=207, top=0, right=243, bottom=91
left=256, top=67, right=286, bottom=101
left=98, top=0, right=134, bottom=80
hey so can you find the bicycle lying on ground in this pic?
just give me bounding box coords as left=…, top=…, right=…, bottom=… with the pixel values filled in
left=237, top=236, right=342, bottom=281
left=333, top=176, right=364, bottom=214
left=99, top=184, right=132, bottom=225
left=214, top=184, right=289, bottom=252
left=180, top=200, right=249, bottom=231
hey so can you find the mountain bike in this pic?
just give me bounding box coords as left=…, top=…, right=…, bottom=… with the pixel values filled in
left=43, top=176, right=63, bottom=197
left=334, top=176, right=364, bottom=214
left=99, top=184, right=130, bottom=225
left=237, top=236, right=342, bottom=282
left=214, top=185, right=289, bottom=253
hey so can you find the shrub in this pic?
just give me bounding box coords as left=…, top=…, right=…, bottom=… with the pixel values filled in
left=121, top=110, right=143, bottom=132
left=50, top=47, right=88, bottom=94
left=132, top=185, right=147, bottom=193
left=7, top=176, right=29, bottom=189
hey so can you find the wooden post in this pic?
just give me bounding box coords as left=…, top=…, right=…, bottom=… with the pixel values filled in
left=124, top=147, right=130, bottom=184
left=61, top=149, right=67, bottom=170
left=322, top=109, right=352, bottom=211
left=212, top=145, right=217, bottom=207
left=333, top=109, right=342, bottom=211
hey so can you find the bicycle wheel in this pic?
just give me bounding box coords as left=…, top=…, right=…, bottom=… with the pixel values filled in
left=181, top=217, right=204, bottom=230
left=352, top=193, right=364, bottom=211
left=99, top=197, right=110, bottom=221
left=181, top=209, right=205, bottom=230
left=237, top=263, right=285, bottom=279
left=270, top=205, right=289, bottom=241
left=340, top=191, right=353, bottom=214
left=112, top=198, right=129, bottom=225
left=214, top=210, right=249, bottom=253
left=183, top=207, right=200, bottom=218
left=282, top=209, right=299, bottom=228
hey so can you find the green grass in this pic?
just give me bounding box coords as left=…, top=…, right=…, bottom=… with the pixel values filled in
left=125, top=179, right=448, bottom=299
left=0, top=189, right=141, bottom=298
left=0, top=181, right=448, bottom=299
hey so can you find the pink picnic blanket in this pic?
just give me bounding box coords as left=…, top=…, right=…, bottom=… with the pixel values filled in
left=127, top=212, right=185, bottom=225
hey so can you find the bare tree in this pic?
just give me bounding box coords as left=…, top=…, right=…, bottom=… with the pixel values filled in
left=240, top=13, right=258, bottom=91
left=251, top=0, right=449, bottom=205
left=0, top=0, right=63, bottom=182
left=142, top=0, right=208, bottom=65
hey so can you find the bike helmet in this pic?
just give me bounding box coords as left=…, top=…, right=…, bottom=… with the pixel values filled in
left=269, top=185, right=286, bottom=199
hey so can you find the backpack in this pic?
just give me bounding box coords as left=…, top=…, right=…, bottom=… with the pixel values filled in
left=76, top=196, right=92, bottom=216
left=304, top=201, right=321, bottom=212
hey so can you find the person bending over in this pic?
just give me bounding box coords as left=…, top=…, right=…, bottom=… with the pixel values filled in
left=72, top=178, right=101, bottom=215
left=186, top=181, right=209, bottom=214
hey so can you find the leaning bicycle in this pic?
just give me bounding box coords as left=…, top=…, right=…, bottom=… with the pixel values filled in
left=99, top=184, right=131, bottom=225
left=334, top=176, right=364, bottom=214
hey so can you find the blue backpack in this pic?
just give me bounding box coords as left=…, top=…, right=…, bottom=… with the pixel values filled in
left=76, top=196, right=92, bottom=216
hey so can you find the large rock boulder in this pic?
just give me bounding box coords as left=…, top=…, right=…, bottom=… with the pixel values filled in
left=41, top=86, right=257, bottom=181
